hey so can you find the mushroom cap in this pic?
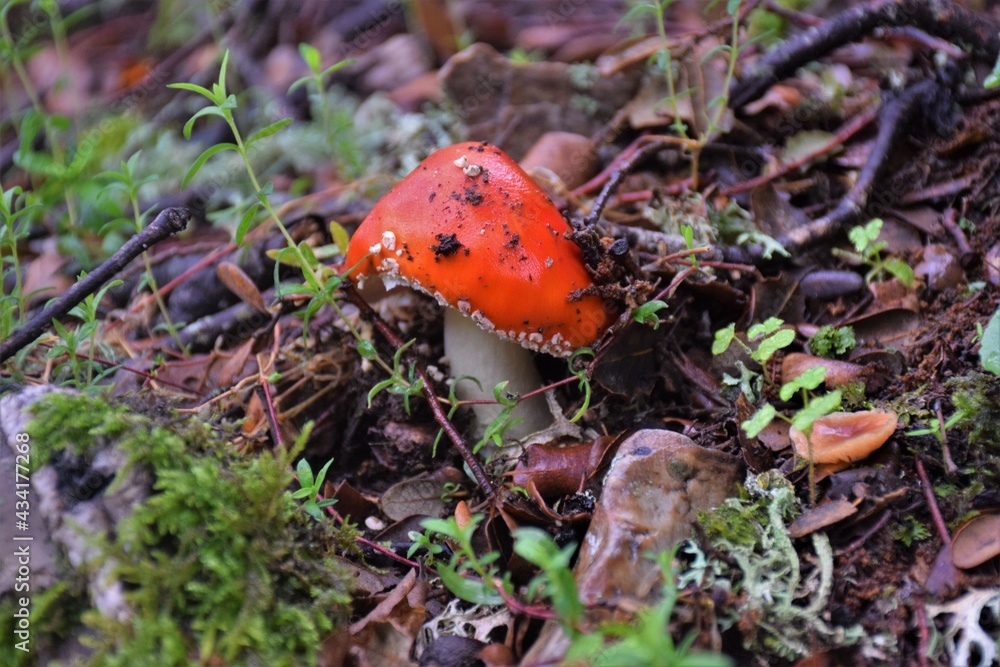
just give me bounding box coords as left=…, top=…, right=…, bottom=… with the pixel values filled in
left=345, top=141, right=611, bottom=356
left=790, top=408, right=898, bottom=464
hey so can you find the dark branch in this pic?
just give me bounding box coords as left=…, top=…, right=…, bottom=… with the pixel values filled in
left=0, top=207, right=191, bottom=364
left=730, top=0, right=1000, bottom=109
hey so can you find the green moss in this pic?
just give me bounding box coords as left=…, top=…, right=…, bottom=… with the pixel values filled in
left=949, top=372, right=1000, bottom=448
left=23, top=392, right=353, bottom=666
left=25, top=392, right=133, bottom=467
left=0, top=581, right=87, bottom=667
left=807, top=325, right=856, bottom=358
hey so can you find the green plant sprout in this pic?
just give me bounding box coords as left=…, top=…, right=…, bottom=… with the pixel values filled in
left=634, top=300, right=669, bottom=329
left=713, top=316, right=795, bottom=401
left=99, top=151, right=188, bottom=354
left=1, top=0, right=79, bottom=226
left=364, top=338, right=427, bottom=414
left=621, top=0, right=744, bottom=189
left=46, top=276, right=123, bottom=389
left=292, top=456, right=338, bottom=521
left=714, top=318, right=841, bottom=504
left=513, top=527, right=584, bottom=633
left=832, top=218, right=915, bottom=287
left=905, top=410, right=966, bottom=444
left=413, top=514, right=507, bottom=605
left=171, top=50, right=429, bottom=439
left=289, top=43, right=361, bottom=178
left=0, top=185, right=38, bottom=334
left=713, top=317, right=795, bottom=368
left=713, top=317, right=841, bottom=438
left=415, top=518, right=730, bottom=667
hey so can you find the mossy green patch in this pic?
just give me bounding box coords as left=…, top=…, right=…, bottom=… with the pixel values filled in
left=15, top=391, right=353, bottom=666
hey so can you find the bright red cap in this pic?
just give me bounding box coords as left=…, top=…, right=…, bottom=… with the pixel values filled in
left=346, top=141, right=610, bottom=356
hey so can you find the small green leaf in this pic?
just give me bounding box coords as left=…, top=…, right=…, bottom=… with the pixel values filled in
left=313, top=458, right=334, bottom=490
left=712, top=323, right=736, bottom=356
left=986, top=67, right=1000, bottom=89
left=287, top=76, right=312, bottom=93
left=357, top=339, right=377, bottom=360
left=742, top=404, right=777, bottom=438
left=779, top=365, right=827, bottom=401
left=296, top=458, right=315, bottom=489
left=256, top=181, right=274, bottom=202
left=367, top=378, right=396, bottom=407
left=492, top=380, right=518, bottom=407
left=181, top=105, right=227, bottom=139
left=680, top=224, right=695, bottom=250
left=297, top=241, right=319, bottom=269
left=884, top=257, right=915, bottom=288
left=299, top=43, right=322, bottom=73
left=167, top=82, right=216, bottom=101
left=747, top=317, right=784, bottom=340
left=236, top=202, right=262, bottom=245
left=330, top=220, right=351, bottom=256
left=436, top=565, right=504, bottom=605
left=980, top=308, right=1000, bottom=375
left=320, top=59, right=353, bottom=80
left=791, top=390, right=842, bottom=433
left=633, top=300, right=669, bottom=329
left=182, top=142, right=238, bottom=187
left=218, top=49, right=230, bottom=94
left=245, top=118, right=293, bottom=148
left=752, top=328, right=795, bottom=364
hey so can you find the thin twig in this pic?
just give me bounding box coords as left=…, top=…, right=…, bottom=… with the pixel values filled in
left=720, top=106, right=879, bottom=196
left=0, top=207, right=191, bottom=363
left=913, top=593, right=932, bottom=667
left=914, top=457, right=952, bottom=548
left=344, top=284, right=497, bottom=498
left=730, top=0, right=1000, bottom=109
left=583, top=140, right=668, bottom=228
left=777, top=78, right=941, bottom=251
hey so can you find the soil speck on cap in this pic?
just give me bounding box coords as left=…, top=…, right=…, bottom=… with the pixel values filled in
left=430, top=233, right=463, bottom=258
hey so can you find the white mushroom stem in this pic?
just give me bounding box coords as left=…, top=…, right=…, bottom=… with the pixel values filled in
left=443, top=308, right=553, bottom=440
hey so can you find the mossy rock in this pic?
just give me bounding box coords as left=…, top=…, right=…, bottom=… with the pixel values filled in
left=0, top=390, right=353, bottom=667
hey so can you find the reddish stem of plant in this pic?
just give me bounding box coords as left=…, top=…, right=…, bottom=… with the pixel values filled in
left=257, top=382, right=283, bottom=448
left=292, top=471, right=422, bottom=569
left=344, top=283, right=498, bottom=498
left=914, top=457, right=952, bottom=548
left=493, top=578, right=559, bottom=621
left=720, top=106, right=879, bottom=197
left=913, top=593, right=932, bottom=667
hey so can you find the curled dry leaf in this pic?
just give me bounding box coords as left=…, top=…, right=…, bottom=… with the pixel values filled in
left=379, top=476, right=451, bottom=521
left=790, top=409, right=898, bottom=464
left=519, top=131, right=598, bottom=190
left=781, top=352, right=865, bottom=388
left=217, top=261, right=269, bottom=314
left=951, top=513, right=1000, bottom=569
left=788, top=499, right=859, bottom=539
left=509, top=436, right=615, bottom=499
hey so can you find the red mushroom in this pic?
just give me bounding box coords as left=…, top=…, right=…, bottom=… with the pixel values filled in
left=346, top=141, right=609, bottom=355
left=346, top=141, right=612, bottom=436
